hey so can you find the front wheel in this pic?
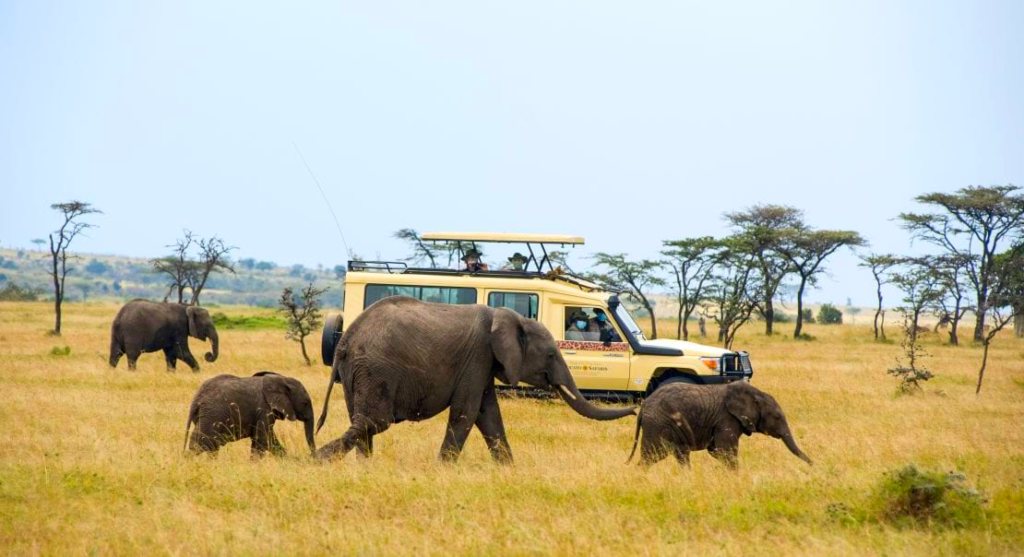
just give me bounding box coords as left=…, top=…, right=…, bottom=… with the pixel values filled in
left=321, top=313, right=344, bottom=366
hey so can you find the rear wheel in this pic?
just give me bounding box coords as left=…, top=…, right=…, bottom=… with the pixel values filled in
left=321, top=313, right=344, bottom=366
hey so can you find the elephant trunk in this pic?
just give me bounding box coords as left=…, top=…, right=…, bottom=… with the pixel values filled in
left=204, top=329, right=219, bottom=362
left=781, top=429, right=812, bottom=465
left=552, top=360, right=635, bottom=421
left=304, top=414, right=316, bottom=455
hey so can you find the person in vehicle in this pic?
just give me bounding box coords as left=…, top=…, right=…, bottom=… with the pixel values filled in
left=565, top=310, right=590, bottom=340
left=461, top=248, right=488, bottom=272
left=589, top=308, right=621, bottom=342
left=506, top=252, right=528, bottom=271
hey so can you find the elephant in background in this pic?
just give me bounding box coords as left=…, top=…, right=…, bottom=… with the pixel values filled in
left=628, top=381, right=812, bottom=469
left=109, top=299, right=218, bottom=371
left=316, top=296, right=635, bottom=464
left=184, top=372, right=317, bottom=456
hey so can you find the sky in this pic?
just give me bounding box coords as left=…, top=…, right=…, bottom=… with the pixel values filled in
left=2, top=1, right=1022, bottom=307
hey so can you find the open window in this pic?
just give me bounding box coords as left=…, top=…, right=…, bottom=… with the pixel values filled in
left=562, top=306, right=622, bottom=343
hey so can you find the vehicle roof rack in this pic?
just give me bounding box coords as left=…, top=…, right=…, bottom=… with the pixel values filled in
left=348, top=260, right=408, bottom=273
left=420, top=232, right=584, bottom=245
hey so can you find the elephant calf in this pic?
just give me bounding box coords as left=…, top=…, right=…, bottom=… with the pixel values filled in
left=628, top=381, right=812, bottom=469
left=184, top=372, right=317, bottom=457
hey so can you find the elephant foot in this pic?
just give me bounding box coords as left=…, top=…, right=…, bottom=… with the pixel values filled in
left=315, top=439, right=348, bottom=461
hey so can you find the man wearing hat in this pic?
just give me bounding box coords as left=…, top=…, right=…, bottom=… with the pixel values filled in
left=461, top=248, right=488, bottom=272
left=506, top=252, right=528, bottom=271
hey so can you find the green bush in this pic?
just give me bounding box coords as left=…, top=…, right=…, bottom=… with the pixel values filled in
left=873, top=464, right=986, bottom=528
left=49, top=346, right=71, bottom=356
left=211, top=312, right=288, bottom=330
left=817, top=303, right=843, bottom=325
left=802, top=309, right=815, bottom=323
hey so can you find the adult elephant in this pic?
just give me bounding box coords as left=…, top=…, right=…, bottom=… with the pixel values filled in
left=316, top=296, right=635, bottom=463
left=109, top=299, right=219, bottom=371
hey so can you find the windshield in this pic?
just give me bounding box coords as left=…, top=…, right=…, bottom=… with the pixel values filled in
left=614, top=304, right=646, bottom=341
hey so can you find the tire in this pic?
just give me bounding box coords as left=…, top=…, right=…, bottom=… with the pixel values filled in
left=321, top=313, right=343, bottom=366
left=655, top=374, right=700, bottom=390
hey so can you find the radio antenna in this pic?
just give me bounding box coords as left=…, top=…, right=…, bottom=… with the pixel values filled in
left=292, top=142, right=351, bottom=256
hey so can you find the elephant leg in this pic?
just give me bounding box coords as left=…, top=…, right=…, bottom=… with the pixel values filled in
left=189, top=427, right=221, bottom=454
left=126, top=347, right=141, bottom=371
left=673, top=446, right=692, bottom=468
left=109, top=337, right=123, bottom=368
left=710, top=430, right=740, bottom=469
left=474, top=384, right=512, bottom=464
left=179, top=343, right=200, bottom=372
left=318, top=413, right=390, bottom=461
left=639, top=428, right=671, bottom=466
left=439, top=385, right=486, bottom=463
left=354, top=434, right=373, bottom=458
left=162, top=346, right=178, bottom=371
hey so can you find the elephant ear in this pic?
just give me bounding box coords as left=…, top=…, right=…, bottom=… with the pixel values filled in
left=186, top=306, right=198, bottom=338
left=263, top=376, right=297, bottom=420
left=725, top=383, right=759, bottom=436
left=490, top=308, right=526, bottom=387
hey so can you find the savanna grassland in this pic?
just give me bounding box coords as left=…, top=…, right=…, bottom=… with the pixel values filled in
left=1, top=302, right=1023, bottom=555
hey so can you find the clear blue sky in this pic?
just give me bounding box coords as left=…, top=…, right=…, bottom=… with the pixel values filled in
left=2, top=1, right=1021, bottom=307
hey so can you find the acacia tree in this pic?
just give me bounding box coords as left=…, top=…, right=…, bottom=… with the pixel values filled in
left=776, top=229, right=865, bottom=338
left=151, top=231, right=235, bottom=305
left=890, top=257, right=944, bottom=346
left=661, top=237, right=722, bottom=340
left=152, top=231, right=197, bottom=304
left=279, top=282, right=329, bottom=365
left=48, top=201, right=101, bottom=334
left=976, top=244, right=1024, bottom=394
left=588, top=253, right=664, bottom=339
left=725, top=204, right=802, bottom=335
left=900, top=185, right=1024, bottom=341
left=859, top=254, right=902, bottom=340
left=394, top=229, right=440, bottom=268
left=930, top=254, right=974, bottom=345
left=703, top=239, right=760, bottom=349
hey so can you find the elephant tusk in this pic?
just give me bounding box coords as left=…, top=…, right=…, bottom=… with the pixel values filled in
left=558, top=384, right=577, bottom=401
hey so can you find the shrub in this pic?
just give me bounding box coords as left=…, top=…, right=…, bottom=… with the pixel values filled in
left=817, top=303, right=843, bottom=324
left=49, top=346, right=71, bottom=356
left=873, top=465, right=986, bottom=528
left=0, top=283, right=43, bottom=301
left=85, top=259, right=111, bottom=275
left=802, top=308, right=816, bottom=324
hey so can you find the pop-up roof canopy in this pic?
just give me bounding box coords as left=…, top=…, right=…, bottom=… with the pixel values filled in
left=420, top=232, right=584, bottom=245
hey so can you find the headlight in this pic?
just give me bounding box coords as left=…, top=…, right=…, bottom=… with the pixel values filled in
left=699, top=357, right=719, bottom=371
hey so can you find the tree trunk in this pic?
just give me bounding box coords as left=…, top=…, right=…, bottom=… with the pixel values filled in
left=873, top=285, right=883, bottom=340
left=974, top=295, right=987, bottom=342
left=1014, top=307, right=1024, bottom=339
left=677, top=303, right=684, bottom=340
left=51, top=248, right=62, bottom=335
left=299, top=336, right=311, bottom=366
left=793, top=278, right=806, bottom=339
left=764, top=299, right=774, bottom=335
left=880, top=310, right=886, bottom=340
left=949, top=316, right=959, bottom=346
left=644, top=301, right=658, bottom=339
left=975, top=340, right=991, bottom=395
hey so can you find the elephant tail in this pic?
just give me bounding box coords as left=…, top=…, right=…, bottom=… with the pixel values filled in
left=316, top=361, right=342, bottom=435
left=626, top=401, right=644, bottom=464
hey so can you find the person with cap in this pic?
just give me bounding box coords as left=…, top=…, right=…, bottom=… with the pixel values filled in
left=589, top=308, right=621, bottom=343
left=461, top=248, right=489, bottom=272
left=565, top=310, right=590, bottom=340
left=506, top=252, right=528, bottom=271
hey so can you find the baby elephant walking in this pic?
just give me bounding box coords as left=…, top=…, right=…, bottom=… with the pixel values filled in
left=628, top=381, right=812, bottom=469
left=183, top=372, right=317, bottom=457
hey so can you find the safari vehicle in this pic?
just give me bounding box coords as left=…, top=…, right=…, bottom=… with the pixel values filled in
left=320, top=232, right=753, bottom=399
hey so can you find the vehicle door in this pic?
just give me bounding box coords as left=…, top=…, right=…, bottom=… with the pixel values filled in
left=557, top=305, right=630, bottom=391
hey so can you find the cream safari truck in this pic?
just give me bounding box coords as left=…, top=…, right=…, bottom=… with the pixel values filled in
left=320, top=233, right=752, bottom=399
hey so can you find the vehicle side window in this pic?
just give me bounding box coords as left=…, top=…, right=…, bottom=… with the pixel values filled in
left=364, top=284, right=477, bottom=309
left=563, top=306, right=622, bottom=343
left=487, top=292, right=538, bottom=320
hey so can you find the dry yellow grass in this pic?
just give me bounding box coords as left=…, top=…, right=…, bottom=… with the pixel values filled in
left=1, top=301, right=1023, bottom=555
